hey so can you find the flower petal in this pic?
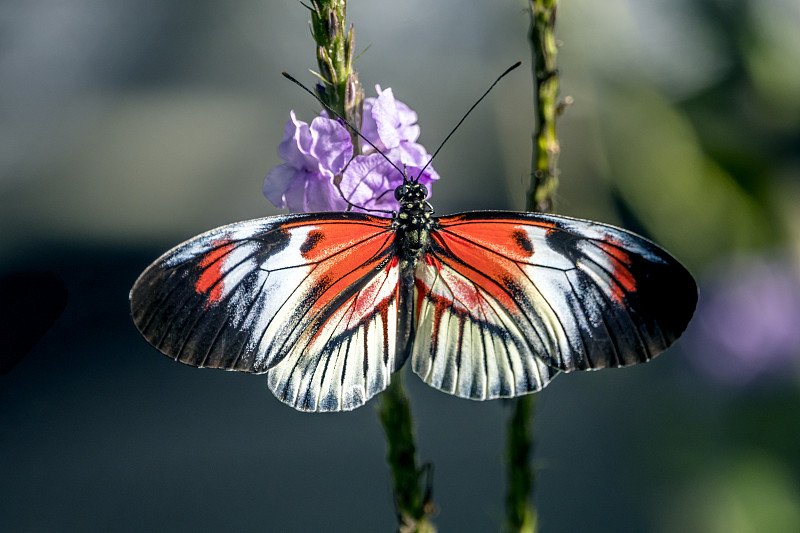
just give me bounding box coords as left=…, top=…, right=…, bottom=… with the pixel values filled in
left=309, top=115, right=353, bottom=175
left=340, top=154, right=404, bottom=211
left=361, top=96, right=383, bottom=152
left=392, top=99, right=420, bottom=141
left=281, top=174, right=309, bottom=213
left=263, top=163, right=300, bottom=209
left=277, top=111, right=317, bottom=171
left=371, top=87, right=402, bottom=150
left=305, top=174, right=349, bottom=212
left=385, top=142, right=430, bottom=170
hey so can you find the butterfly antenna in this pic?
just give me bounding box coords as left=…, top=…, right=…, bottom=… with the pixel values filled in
left=414, top=61, right=522, bottom=182
left=282, top=72, right=406, bottom=181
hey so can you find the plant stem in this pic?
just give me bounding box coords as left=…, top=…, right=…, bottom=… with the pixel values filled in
left=377, top=372, right=436, bottom=533
left=308, top=0, right=363, bottom=151
left=507, top=1, right=563, bottom=532
left=528, top=0, right=561, bottom=213
left=506, top=395, right=537, bottom=533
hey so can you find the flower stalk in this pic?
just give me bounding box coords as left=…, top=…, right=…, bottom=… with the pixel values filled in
left=527, top=0, right=561, bottom=214
left=377, top=372, right=437, bottom=533
left=505, top=394, right=538, bottom=533
left=308, top=0, right=363, bottom=151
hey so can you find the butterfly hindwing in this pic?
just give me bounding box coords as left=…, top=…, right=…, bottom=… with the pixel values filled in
left=410, top=211, right=696, bottom=398
left=412, top=252, right=559, bottom=400
left=266, top=247, right=404, bottom=411
left=130, top=212, right=404, bottom=411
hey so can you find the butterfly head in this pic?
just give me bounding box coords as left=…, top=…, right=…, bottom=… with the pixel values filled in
left=394, top=181, right=428, bottom=205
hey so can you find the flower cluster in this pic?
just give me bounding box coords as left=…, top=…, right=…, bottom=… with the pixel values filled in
left=264, top=86, right=439, bottom=213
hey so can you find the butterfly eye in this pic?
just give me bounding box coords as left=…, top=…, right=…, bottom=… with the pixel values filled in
left=394, top=185, right=406, bottom=201
left=418, top=184, right=428, bottom=198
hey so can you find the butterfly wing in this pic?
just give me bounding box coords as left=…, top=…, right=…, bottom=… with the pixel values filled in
left=130, top=212, right=406, bottom=412
left=411, top=211, right=696, bottom=400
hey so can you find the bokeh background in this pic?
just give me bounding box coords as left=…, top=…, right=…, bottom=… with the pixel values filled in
left=2, top=1, right=799, bottom=531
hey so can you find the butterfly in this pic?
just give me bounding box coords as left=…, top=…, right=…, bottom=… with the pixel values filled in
left=130, top=178, right=697, bottom=412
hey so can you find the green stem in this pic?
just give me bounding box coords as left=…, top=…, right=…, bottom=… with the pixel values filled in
left=527, top=0, right=561, bottom=213
left=507, top=2, right=563, bottom=532
left=506, top=395, right=538, bottom=533
left=308, top=0, right=363, bottom=151
left=377, top=372, right=436, bottom=533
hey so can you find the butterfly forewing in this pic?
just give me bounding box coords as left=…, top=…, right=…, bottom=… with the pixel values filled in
left=131, top=212, right=406, bottom=411
left=415, top=211, right=696, bottom=382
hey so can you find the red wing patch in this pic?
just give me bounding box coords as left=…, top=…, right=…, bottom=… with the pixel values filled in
left=595, top=239, right=637, bottom=303
left=294, top=221, right=390, bottom=263
left=303, top=229, right=397, bottom=315
left=432, top=215, right=556, bottom=263
left=419, top=240, right=518, bottom=311
left=194, top=239, right=235, bottom=307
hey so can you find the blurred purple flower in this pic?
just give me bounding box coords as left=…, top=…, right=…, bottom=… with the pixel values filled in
left=263, top=111, right=352, bottom=213
left=264, top=87, right=439, bottom=214
left=684, top=256, right=800, bottom=385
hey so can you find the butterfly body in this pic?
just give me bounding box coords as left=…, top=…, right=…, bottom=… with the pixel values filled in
left=131, top=180, right=696, bottom=412
left=393, top=181, right=436, bottom=265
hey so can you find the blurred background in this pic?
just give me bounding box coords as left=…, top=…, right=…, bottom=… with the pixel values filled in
left=1, top=0, right=799, bottom=531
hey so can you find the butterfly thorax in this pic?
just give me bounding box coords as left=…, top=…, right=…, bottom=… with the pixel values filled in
left=393, top=181, right=436, bottom=264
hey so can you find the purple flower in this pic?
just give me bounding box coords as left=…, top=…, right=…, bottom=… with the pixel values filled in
left=340, top=85, right=439, bottom=211
left=264, top=86, right=439, bottom=214
left=339, top=155, right=438, bottom=212
left=361, top=86, right=425, bottom=165
left=263, top=111, right=353, bottom=213
left=683, top=256, right=800, bottom=386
